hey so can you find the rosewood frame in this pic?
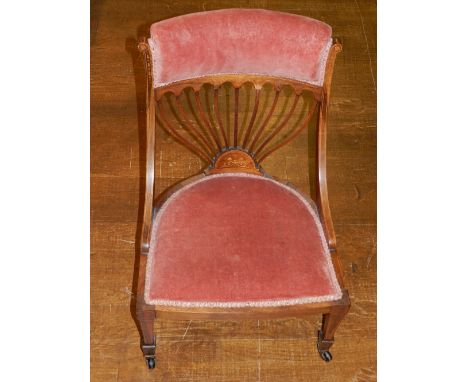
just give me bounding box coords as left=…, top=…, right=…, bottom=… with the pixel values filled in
left=134, top=37, right=350, bottom=367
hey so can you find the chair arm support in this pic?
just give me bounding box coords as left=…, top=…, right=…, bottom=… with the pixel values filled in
left=316, top=101, right=337, bottom=252
left=138, top=41, right=156, bottom=255
left=140, top=106, right=155, bottom=255
left=315, top=40, right=341, bottom=252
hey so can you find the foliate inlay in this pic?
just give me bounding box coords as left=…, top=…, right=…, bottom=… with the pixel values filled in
left=209, top=150, right=261, bottom=175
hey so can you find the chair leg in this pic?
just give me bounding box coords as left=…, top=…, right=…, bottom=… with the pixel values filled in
left=317, top=293, right=350, bottom=362
left=136, top=304, right=156, bottom=369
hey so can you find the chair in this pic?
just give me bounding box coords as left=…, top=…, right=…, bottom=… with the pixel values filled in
left=134, top=9, right=350, bottom=369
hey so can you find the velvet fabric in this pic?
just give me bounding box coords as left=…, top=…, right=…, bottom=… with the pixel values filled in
left=145, top=174, right=341, bottom=307
left=149, top=9, right=332, bottom=88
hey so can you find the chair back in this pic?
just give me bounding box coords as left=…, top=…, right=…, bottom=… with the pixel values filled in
left=139, top=9, right=341, bottom=172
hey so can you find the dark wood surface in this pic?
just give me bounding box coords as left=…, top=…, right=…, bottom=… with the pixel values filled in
left=91, top=0, right=376, bottom=380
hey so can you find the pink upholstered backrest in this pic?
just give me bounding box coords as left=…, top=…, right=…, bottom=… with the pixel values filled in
left=149, top=9, right=332, bottom=88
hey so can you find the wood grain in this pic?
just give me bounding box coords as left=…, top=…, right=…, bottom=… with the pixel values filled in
left=91, top=0, right=376, bottom=380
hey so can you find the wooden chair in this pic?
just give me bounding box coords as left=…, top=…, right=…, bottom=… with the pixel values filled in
left=134, top=9, right=350, bottom=369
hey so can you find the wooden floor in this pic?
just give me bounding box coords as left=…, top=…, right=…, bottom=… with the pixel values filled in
left=91, top=1, right=376, bottom=381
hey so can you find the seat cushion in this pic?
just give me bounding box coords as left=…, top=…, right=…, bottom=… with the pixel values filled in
left=149, top=9, right=332, bottom=87
left=145, top=173, right=341, bottom=307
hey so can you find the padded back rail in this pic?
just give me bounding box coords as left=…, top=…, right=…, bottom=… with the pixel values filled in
left=149, top=9, right=332, bottom=87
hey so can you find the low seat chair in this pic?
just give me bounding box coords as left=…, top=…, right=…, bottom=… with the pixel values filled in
left=134, top=9, right=350, bottom=369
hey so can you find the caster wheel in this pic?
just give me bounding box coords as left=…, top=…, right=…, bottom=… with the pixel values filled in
left=319, top=351, right=332, bottom=362
left=146, top=357, right=156, bottom=369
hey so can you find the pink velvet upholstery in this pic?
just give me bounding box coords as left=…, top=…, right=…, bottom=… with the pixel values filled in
left=149, top=9, right=332, bottom=88
left=145, top=174, right=341, bottom=307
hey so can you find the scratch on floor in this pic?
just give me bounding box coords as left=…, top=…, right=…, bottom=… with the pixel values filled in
left=354, top=184, right=362, bottom=201
left=159, top=150, right=163, bottom=177
left=349, top=367, right=377, bottom=382
left=283, top=156, right=288, bottom=180
left=129, top=147, right=133, bottom=170
left=354, top=0, right=376, bottom=91
left=181, top=320, right=192, bottom=340
left=175, top=320, right=192, bottom=355
left=123, top=286, right=134, bottom=296
left=366, top=236, right=377, bottom=268
left=119, top=239, right=135, bottom=244
left=257, top=320, right=261, bottom=381
left=349, top=297, right=375, bottom=316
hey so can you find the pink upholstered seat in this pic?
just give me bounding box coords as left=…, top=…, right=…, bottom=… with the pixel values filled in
left=149, top=9, right=332, bottom=87
left=145, top=174, right=341, bottom=307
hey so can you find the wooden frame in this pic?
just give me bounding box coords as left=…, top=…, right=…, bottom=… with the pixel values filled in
left=134, top=37, right=350, bottom=369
